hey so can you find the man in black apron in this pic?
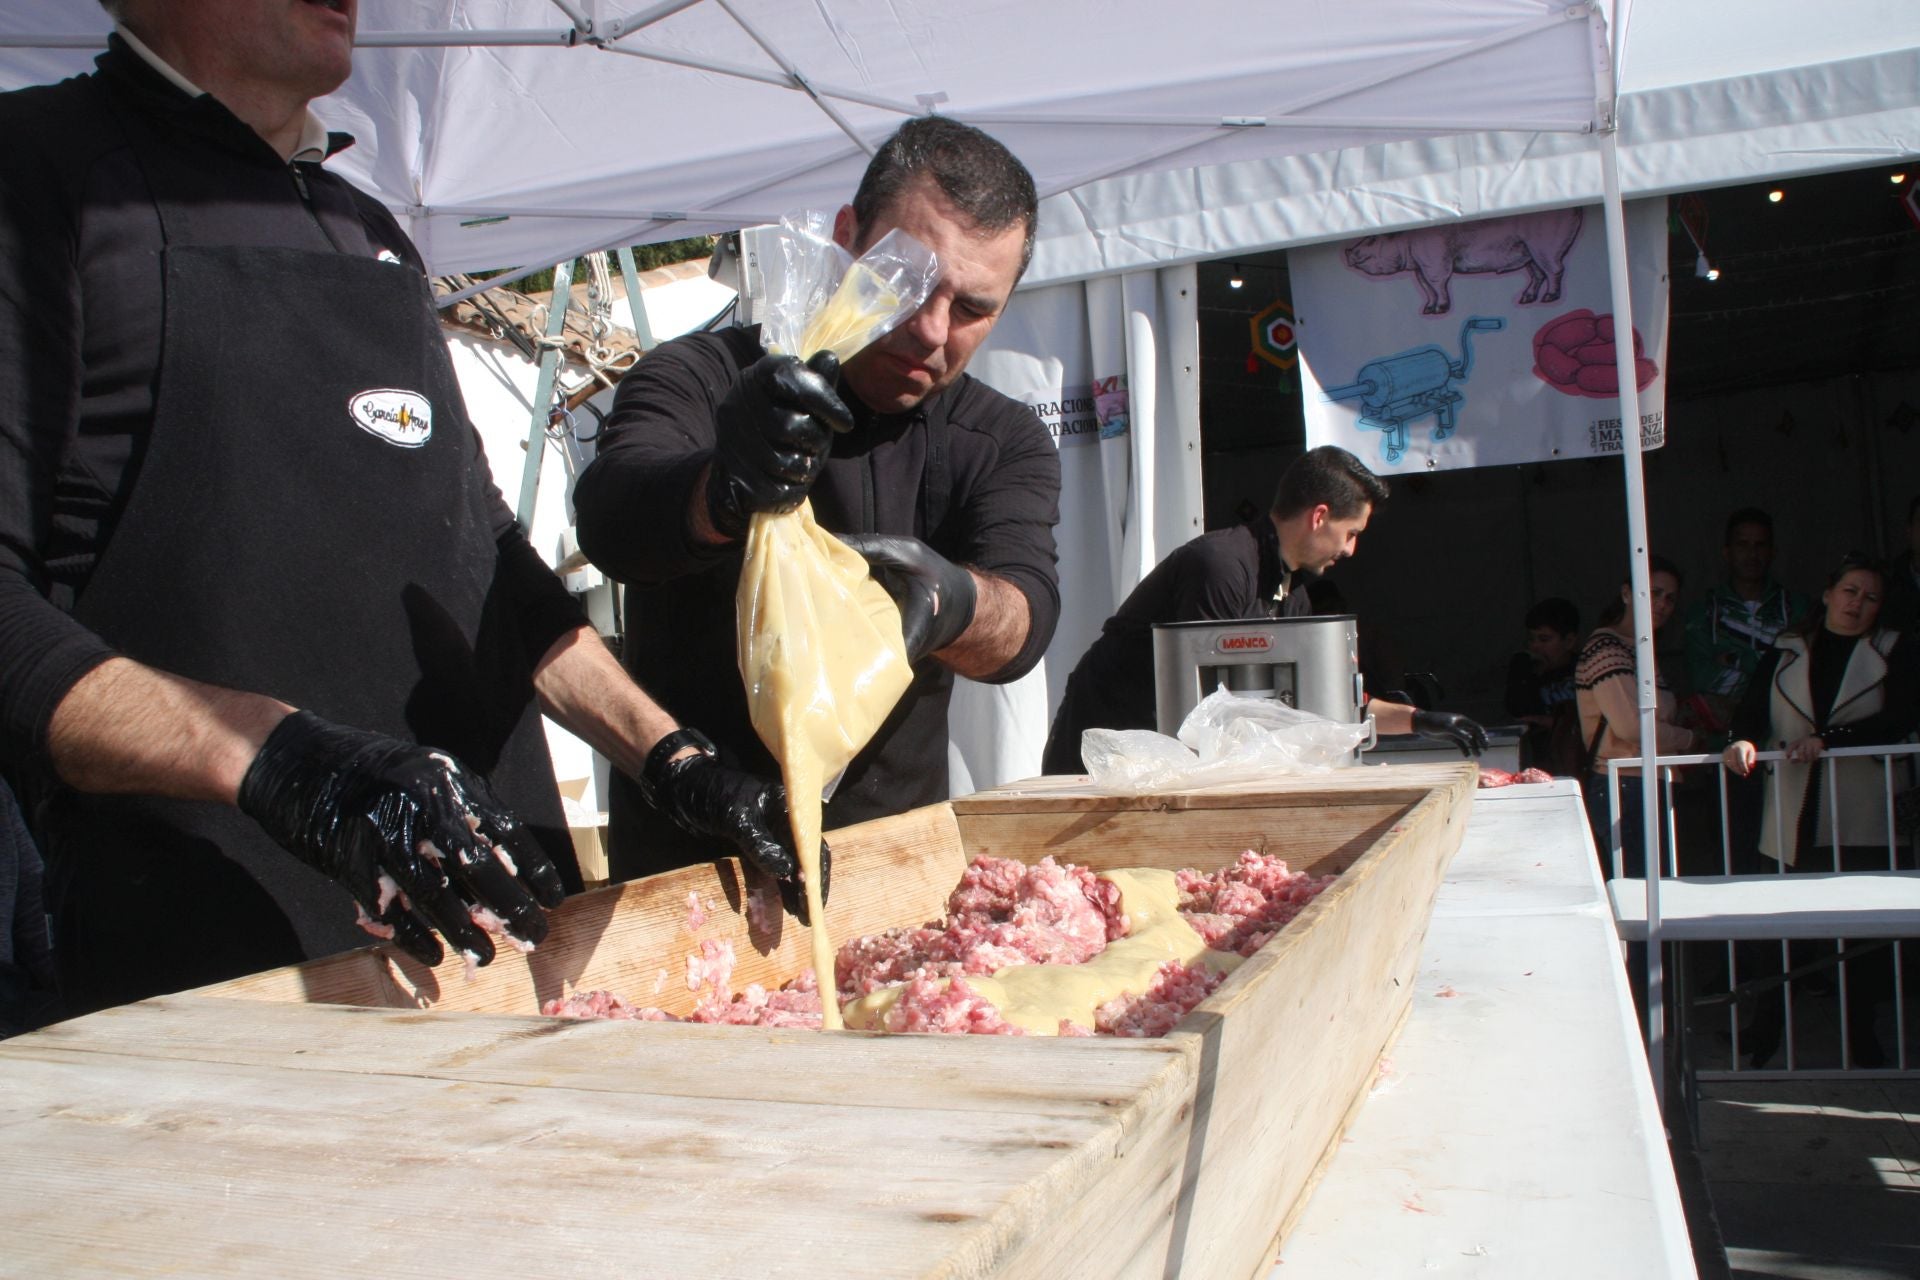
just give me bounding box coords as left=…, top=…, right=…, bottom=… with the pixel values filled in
left=0, top=1, right=810, bottom=1019
left=1040, top=446, right=1489, bottom=772
left=574, top=117, right=1063, bottom=882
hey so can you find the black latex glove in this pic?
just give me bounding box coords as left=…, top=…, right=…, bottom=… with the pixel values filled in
left=642, top=741, right=830, bottom=925
left=706, top=350, right=852, bottom=540
left=238, top=711, right=566, bottom=968
left=838, top=533, right=978, bottom=664
left=1410, top=709, right=1490, bottom=758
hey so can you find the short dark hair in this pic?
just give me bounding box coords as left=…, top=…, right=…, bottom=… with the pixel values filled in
left=851, top=117, right=1039, bottom=279
left=1271, top=446, right=1389, bottom=521
left=1723, top=507, right=1773, bottom=543
left=1524, top=597, right=1580, bottom=636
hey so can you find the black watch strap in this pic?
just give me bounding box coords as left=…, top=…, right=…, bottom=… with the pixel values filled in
left=637, top=727, right=717, bottom=808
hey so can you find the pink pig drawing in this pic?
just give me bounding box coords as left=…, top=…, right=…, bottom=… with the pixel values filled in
left=1344, top=208, right=1584, bottom=315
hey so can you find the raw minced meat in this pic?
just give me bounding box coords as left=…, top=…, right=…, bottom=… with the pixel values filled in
left=1094, top=962, right=1227, bottom=1037
left=1175, top=851, right=1337, bottom=956
left=549, top=850, right=1334, bottom=1037
left=836, top=855, right=1124, bottom=995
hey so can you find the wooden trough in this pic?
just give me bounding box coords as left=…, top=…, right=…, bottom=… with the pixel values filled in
left=0, top=763, right=1475, bottom=1278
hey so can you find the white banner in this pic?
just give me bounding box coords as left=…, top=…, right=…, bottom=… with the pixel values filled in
left=1292, top=200, right=1669, bottom=472
left=947, top=266, right=1202, bottom=793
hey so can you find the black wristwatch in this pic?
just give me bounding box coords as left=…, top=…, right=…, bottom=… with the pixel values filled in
left=636, top=727, right=718, bottom=809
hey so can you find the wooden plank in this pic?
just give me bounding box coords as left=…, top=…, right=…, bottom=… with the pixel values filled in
left=950, top=764, right=1461, bottom=814
left=13, top=996, right=1185, bottom=1117
left=0, top=1036, right=1192, bottom=1280
left=3, top=763, right=1480, bottom=1278
left=953, top=801, right=1410, bottom=878
left=1151, top=763, right=1477, bottom=1277
left=204, top=801, right=970, bottom=1017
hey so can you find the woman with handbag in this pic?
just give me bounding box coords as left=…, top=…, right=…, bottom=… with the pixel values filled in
left=1576, top=556, right=1699, bottom=880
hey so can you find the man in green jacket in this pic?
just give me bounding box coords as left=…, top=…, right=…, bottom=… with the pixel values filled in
left=1683, top=507, right=1812, bottom=732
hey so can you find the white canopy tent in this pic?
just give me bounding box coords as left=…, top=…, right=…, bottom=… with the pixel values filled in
left=3, top=0, right=1608, bottom=284
left=6, top=1, right=1916, bottom=1122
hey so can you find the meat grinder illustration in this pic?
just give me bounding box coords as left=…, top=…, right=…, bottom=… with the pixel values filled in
left=1321, top=316, right=1505, bottom=463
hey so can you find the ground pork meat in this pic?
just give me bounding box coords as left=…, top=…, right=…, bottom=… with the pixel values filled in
left=542, top=989, right=671, bottom=1020
left=837, top=855, right=1121, bottom=995
left=1477, top=766, right=1555, bottom=788
left=1094, top=962, right=1227, bottom=1037
left=880, top=976, right=1023, bottom=1035
left=549, top=852, right=1334, bottom=1035
left=546, top=957, right=824, bottom=1028
left=1175, top=851, right=1337, bottom=957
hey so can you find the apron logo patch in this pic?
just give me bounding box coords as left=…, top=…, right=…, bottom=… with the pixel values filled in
left=347, top=389, right=433, bottom=448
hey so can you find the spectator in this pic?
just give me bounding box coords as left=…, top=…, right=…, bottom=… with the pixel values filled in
left=1684, top=508, right=1812, bottom=732
left=1721, top=553, right=1919, bottom=1066
left=1577, top=557, right=1698, bottom=877
left=1505, top=597, right=1582, bottom=775
left=1878, top=496, right=1920, bottom=635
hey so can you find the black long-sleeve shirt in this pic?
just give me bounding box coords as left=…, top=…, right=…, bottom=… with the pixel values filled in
left=0, top=40, right=585, bottom=770
left=573, top=324, right=1060, bottom=861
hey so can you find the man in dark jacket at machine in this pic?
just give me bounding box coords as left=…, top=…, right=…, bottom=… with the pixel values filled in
left=0, top=0, right=810, bottom=1018
left=1041, top=446, right=1486, bottom=773
left=575, top=117, right=1062, bottom=881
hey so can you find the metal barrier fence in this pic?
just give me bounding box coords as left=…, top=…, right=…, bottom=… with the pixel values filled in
left=1602, top=744, right=1918, bottom=1083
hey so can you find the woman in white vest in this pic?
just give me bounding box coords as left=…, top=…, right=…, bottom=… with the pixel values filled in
left=1723, top=556, right=1917, bottom=867
left=1722, top=554, right=1917, bottom=1068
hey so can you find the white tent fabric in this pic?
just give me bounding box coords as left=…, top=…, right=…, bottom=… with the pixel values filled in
left=949, top=264, right=1202, bottom=793
left=0, top=0, right=1605, bottom=278
left=1024, top=2, right=1920, bottom=286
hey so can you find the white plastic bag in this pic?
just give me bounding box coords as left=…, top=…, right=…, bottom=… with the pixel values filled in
left=1081, top=688, right=1370, bottom=793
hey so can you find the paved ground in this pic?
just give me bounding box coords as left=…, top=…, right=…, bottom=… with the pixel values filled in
left=1694, top=1078, right=1920, bottom=1280
left=1666, top=946, right=1920, bottom=1280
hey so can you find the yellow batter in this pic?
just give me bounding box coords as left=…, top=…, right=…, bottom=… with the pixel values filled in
left=842, top=868, right=1246, bottom=1035
left=737, top=501, right=913, bottom=1030
left=796, top=261, right=903, bottom=364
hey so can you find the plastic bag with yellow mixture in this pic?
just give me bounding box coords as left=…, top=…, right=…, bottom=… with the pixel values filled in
left=738, top=213, right=939, bottom=1028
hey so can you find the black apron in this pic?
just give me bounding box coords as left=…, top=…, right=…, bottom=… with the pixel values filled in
left=39, top=114, right=575, bottom=1014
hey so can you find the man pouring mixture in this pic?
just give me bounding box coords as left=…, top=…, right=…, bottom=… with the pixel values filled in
left=0, top=0, right=807, bottom=1017
left=1042, top=446, right=1488, bottom=773
left=575, top=117, right=1063, bottom=881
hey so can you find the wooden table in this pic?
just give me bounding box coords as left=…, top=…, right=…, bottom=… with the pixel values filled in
left=0, top=765, right=1475, bottom=1278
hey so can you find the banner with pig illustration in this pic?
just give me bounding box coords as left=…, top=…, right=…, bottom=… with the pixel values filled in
left=1290, top=200, right=1669, bottom=472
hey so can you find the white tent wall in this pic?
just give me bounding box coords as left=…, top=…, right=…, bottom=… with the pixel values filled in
left=949, top=264, right=1204, bottom=793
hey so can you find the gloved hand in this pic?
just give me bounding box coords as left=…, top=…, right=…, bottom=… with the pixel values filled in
left=706, top=351, right=852, bottom=541
left=839, top=533, right=978, bottom=664
left=238, top=711, right=566, bottom=968
left=1410, top=710, right=1490, bottom=758
left=639, top=731, right=830, bottom=925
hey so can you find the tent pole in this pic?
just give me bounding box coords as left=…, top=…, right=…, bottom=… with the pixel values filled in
left=614, top=248, right=657, bottom=352
left=1599, top=129, right=1666, bottom=1116
left=518, top=259, right=577, bottom=530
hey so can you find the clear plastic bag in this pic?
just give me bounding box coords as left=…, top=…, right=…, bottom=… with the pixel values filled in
left=734, top=212, right=939, bottom=1019
left=757, top=210, right=940, bottom=363
left=1082, top=688, right=1370, bottom=793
